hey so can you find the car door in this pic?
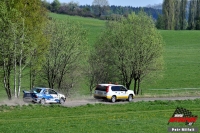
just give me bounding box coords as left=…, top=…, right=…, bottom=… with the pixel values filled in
left=111, top=86, right=122, bottom=99
left=120, top=86, right=128, bottom=99
left=49, top=89, right=59, bottom=102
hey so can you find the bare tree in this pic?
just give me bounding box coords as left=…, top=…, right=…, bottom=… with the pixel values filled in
left=92, top=0, right=109, bottom=17
left=42, top=20, right=87, bottom=94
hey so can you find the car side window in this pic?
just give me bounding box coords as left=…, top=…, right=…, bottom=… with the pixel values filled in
left=120, top=86, right=127, bottom=91
left=49, top=89, right=57, bottom=94
left=111, top=86, right=120, bottom=91
left=44, top=90, right=49, bottom=94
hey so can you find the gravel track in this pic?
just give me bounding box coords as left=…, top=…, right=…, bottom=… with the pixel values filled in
left=63, top=96, right=200, bottom=107
left=0, top=96, right=199, bottom=107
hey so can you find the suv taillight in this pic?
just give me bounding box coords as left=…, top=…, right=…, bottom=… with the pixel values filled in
left=106, top=86, right=109, bottom=93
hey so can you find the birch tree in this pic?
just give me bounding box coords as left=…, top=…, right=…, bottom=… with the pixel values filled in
left=0, top=0, right=48, bottom=99
left=0, top=1, right=21, bottom=99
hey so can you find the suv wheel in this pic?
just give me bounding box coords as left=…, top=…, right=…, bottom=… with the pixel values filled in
left=111, top=96, right=116, bottom=103
left=128, top=95, right=133, bottom=102
left=40, top=99, right=46, bottom=105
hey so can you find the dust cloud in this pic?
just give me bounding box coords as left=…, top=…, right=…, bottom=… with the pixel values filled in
left=0, top=98, right=28, bottom=106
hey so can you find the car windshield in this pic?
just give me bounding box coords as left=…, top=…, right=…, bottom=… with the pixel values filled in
left=31, top=88, right=42, bottom=93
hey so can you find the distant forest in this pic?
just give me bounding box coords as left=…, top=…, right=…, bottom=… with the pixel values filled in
left=42, top=0, right=162, bottom=20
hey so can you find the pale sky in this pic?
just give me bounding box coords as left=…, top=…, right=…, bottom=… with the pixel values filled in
left=48, top=0, right=163, bottom=7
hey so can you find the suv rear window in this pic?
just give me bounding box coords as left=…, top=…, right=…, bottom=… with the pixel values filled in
left=95, top=85, right=107, bottom=91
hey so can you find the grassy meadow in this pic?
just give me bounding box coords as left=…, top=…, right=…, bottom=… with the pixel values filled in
left=49, top=13, right=105, bottom=46
left=0, top=99, right=199, bottom=133
left=142, top=30, right=200, bottom=90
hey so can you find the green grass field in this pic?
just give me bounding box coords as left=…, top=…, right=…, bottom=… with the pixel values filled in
left=142, top=30, right=200, bottom=90
left=49, top=13, right=105, bottom=46
left=0, top=99, right=199, bottom=133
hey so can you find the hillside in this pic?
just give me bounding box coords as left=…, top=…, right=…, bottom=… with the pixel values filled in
left=49, top=13, right=105, bottom=46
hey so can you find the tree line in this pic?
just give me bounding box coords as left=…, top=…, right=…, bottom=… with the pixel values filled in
left=156, top=0, right=200, bottom=30
left=42, top=0, right=162, bottom=20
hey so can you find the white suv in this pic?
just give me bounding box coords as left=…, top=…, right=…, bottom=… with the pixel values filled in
left=94, top=84, right=135, bottom=102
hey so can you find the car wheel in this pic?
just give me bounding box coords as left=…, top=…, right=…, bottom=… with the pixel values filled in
left=40, top=99, right=46, bottom=105
left=111, top=96, right=116, bottom=103
left=60, top=98, right=65, bottom=104
left=128, top=95, right=133, bottom=102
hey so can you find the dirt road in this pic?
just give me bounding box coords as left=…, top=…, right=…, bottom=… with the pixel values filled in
left=0, top=96, right=199, bottom=107
left=63, top=96, right=200, bottom=107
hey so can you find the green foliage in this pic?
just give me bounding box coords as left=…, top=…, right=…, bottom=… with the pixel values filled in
left=0, top=0, right=49, bottom=99
left=188, top=0, right=196, bottom=30
left=0, top=100, right=199, bottom=132
left=179, top=0, right=188, bottom=30
left=42, top=19, right=88, bottom=94
left=162, top=0, right=200, bottom=30
left=51, top=0, right=61, bottom=12
left=162, top=0, right=175, bottom=30
left=196, top=0, right=200, bottom=29
left=89, top=11, right=164, bottom=95
left=174, top=0, right=181, bottom=30
left=156, top=14, right=165, bottom=29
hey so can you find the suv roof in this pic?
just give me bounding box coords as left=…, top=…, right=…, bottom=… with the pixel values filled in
left=98, top=84, right=123, bottom=86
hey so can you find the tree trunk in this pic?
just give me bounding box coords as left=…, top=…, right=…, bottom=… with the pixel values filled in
left=134, top=78, right=137, bottom=95
left=125, top=82, right=131, bottom=90
left=30, top=64, right=33, bottom=90
left=137, top=78, right=141, bottom=95
left=13, top=26, right=17, bottom=98
left=17, top=18, right=25, bottom=98
left=17, top=49, right=22, bottom=98
left=3, top=60, right=12, bottom=100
